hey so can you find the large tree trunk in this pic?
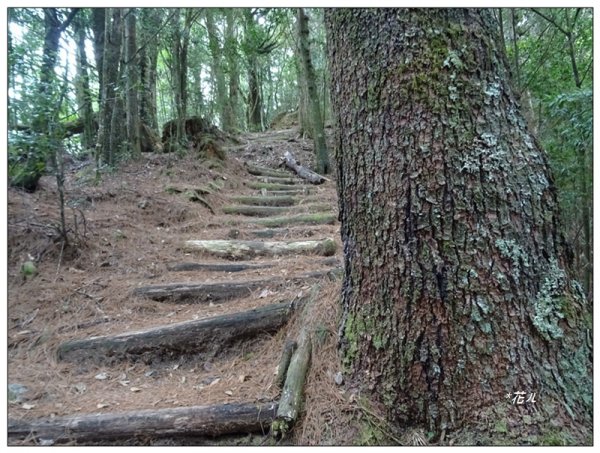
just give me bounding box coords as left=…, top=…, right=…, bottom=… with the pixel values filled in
left=296, top=8, right=330, bottom=174
left=325, top=8, right=591, bottom=442
left=124, top=7, right=141, bottom=158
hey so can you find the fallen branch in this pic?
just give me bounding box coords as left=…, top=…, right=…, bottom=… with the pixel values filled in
left=57, top=300, right=298, bottom=362
left=271, top=328, right=312, bottom=438
left=282, top=151, right=329, bottom=184
left=8, top=402, right=277, bottom=445
left=183, top=238, right=336, bottom=260
left=132, top=269, right=340, bottom=302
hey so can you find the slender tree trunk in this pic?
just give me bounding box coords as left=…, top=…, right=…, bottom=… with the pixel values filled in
left=326, top=8, right=591, bottom=441
left=91, top=9, right=105, bottom=107
left=224, top=9, right=240, bottom=132
left=297, top=8, right=330, bottom=174
left=97, top=8, right=123, bottom=165
left=124, top=7, right=141, bottom=158
left=206, top=9, right=228, bottom=130
left=139, top=8, right=160, bottom=132
left=294, top=55, right=310, bottom=137
left=73, top=16, right=95, bottom=150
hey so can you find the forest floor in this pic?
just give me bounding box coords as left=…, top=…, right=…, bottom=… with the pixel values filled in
left=6, top=125, right=379, bottom=446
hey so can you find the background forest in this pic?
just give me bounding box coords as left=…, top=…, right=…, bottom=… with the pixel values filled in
left=7, top=7, right=592, bottom=296
left=6, top=7, right=593, bottom=446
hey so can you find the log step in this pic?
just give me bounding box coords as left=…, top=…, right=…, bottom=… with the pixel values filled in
left=57, top=300, right=299, bottom=362
left=222, top=205, right=290, bottom=217
left=245, top=164, right=290, bottom=178
left=166, top=262, right=275, bottom=272
left=251, top=213, right=336, bottom=228
left=247, top=181, right=308, bottom=191
left=133, top=269, right=341, bottom=302
left=8, top=402, right=278, bottom=445
left=183, top=238, right=336, bottom=260
left=257, top=189, right=311, bottom=196
left=254, top=176, right=300, bottom=185
left=228, top=195, right=299, bottom=207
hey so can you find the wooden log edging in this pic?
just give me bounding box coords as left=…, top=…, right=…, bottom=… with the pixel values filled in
left=282, top=151, right=328, bottom=184
left=183, top=238, right=336, bottom=260
left=271, top=329, right=312, bottom=438
left=57, top=300, right=299, bottom=362
left=8, top=401, right=278, bottom=445
left=275, top=340, right=297, bottom=389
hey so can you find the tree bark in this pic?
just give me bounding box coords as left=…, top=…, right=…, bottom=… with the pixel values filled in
left=326, top=8, right=591, bottom=440
left=8, top=402, right=277, bottom=445
left=57, top=301, right=296, bottom=362
left=183, top=238, right=336, bottom=259
left=296, top=8, right=330, bottom=174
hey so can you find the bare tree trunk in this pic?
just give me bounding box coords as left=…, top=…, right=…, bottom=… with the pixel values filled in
left=73, top=15, right=95, bottom=150
left=139, top=8, right=160, bottom=132
left=326, top=8, right=591, bottom=442
left=224, top=9, right=241, bottom=132
left=297, top=8, right=330, bottom=174
left=97, top=8, right=123, bottom=166
left=206, top=9, right=228, bottom=130
left=91, top=9, right=105, bottom=106
left=124, top=7, right=141, bottom=158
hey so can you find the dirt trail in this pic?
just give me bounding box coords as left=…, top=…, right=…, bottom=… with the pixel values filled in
left=7, top=127, right=345, bottom=445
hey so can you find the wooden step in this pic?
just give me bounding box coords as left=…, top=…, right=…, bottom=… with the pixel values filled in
left=222, top=205, right=290, bottom=217
left=132, top=269, right=340, bottom=303
left=228, top=195, right=299, bottom=207
left=183, top=238, right=336, bottom=260
left=57, top=300, right=301, bottom=362
left=245, top=164, right=290, bottom=178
